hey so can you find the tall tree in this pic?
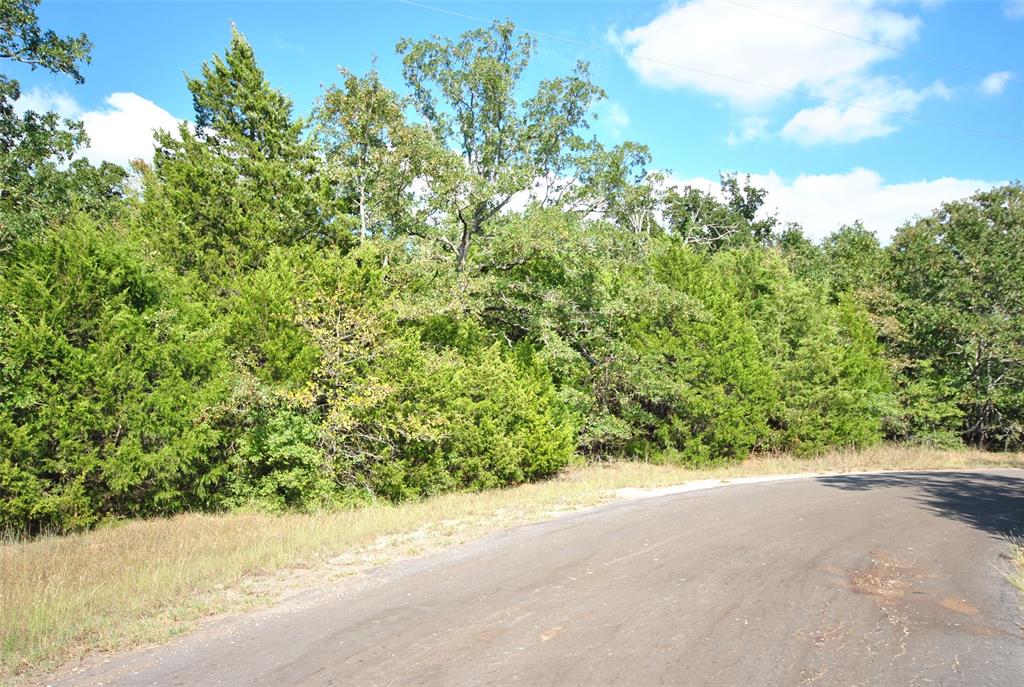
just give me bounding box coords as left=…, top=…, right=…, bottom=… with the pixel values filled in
left=567, top=141, right=662, bottom=234
left=885, top=184, right=1024, bottom=449
left=146, top=27, right=339, bottom=280
left=313, top=67, right=452, bottom=242
left=0, top=0, right=124, bottom=253
left=397, top=21, right=607, bottom=270
left=820, top=221, right=887, bottom=301
left=663, top=173, right=777, bottom=250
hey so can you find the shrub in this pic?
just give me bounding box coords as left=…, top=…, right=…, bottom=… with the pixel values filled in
left=302, top=245, right=577, bottom=499
left=714, top=247, right=893, bottom=454
left=0, top=218, right=232, bottom=532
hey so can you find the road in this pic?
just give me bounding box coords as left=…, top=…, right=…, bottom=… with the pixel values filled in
left=50, top=470, right=1024, bottom=686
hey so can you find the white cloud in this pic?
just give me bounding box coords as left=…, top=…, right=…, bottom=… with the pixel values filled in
left=667, top=168, right=996, bottom=243
left=15, top=88, right=179, bottom=167
left=13, top=87, right=80, bottom=120
left=726, top=115, right=769, bottom=146
left=980, top=71, right=1013, bottom=96
left=1006, top=0, right=1024, bottom=18
left=612, top=1, right=947, bottom=144
left=613, top=0, right=920, bottom=108
left=782, top=78, right=951, bottom=145
left=79, top=93, right=180, bottom=167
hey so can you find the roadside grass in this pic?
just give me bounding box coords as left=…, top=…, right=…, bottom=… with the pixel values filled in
left=2, top=445, right=1022, bottom=683
left=1009, top=538, right=1024, bottom=597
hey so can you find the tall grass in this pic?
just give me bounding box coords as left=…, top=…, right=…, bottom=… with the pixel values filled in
left=1008, top=538, right=1024, bottom=596
left=2, top=446, right=1021, bottom=683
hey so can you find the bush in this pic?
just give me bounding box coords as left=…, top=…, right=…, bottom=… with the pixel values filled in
left=222, top=401, right=337, bottom=511
left=303, top=245, right=577, bottom=499
left=637, top=243, right=777, bottom=461
left=0, top=218, right=232, bottom=532
left=713, top=247, right=893, bottom=454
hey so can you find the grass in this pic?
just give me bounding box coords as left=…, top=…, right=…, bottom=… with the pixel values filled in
left=2, top=445, right=1022, bottom=684
left=1009, top=538, right=1024, bottom=596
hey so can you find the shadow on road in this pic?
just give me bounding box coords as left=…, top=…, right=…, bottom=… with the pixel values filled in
left=817, top=471, right=1024, bottom=538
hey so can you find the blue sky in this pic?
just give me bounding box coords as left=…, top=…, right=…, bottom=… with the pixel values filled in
left=15, top=0, right=1024, bottom=240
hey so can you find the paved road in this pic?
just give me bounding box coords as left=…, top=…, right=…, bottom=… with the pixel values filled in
left=51, top=470, right=1024, bottom=686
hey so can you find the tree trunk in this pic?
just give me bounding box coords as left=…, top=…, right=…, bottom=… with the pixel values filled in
left=455, top=224, right=471, bottom=272
left=359, top=183, right=368, bottom=242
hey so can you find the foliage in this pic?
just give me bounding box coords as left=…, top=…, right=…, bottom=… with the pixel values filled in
left=312, top=67, right=450, bottom=242
left=716, top=247, right=894, bottom=453
left=820, top=221, right=887, bottom=301
left=301, top=243, right=577, bottom=500
left=0, top=0, right=125, bottom=253
left=884, top=184, right=1024, bottom=450
left=0, top=0, right=91, bottom=82
left=2, top=15, right=1018, bottom=534
left=396, top=20, right=642, bottom=269
left=663, top=173, right=777, bottom=250
left=638, top=244, right=777, bottom=460
left=0, top=218, right=231, bottom=532
left=145, top=27, right=341, bottom=283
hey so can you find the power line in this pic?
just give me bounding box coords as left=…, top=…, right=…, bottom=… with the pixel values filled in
left=394, top=0, right=1024, bottom=144
left=722, top=0, right=1019, bottom=86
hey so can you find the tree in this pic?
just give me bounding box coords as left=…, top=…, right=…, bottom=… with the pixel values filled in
left=567, top=141, right=663, bottom=234
left=0, top=0, right=90, bottom=82
left=885, top=184, right=1024, bottom=449
left=820, top=221, right=887, bottom=301
left=313, top=67, right=451, bottom=241
left=397, top=20, right=607, bottom=270
left=0, top=0, right=125, bottom=253
left=0, top=218, right=232, bottom=532
left=776, top=223, right=827, bottom=285
left=294, top=242, right=575, bottom=500
left=663, top=173, right=777, bottom=249
left=146, top=27, right=339, bottom=281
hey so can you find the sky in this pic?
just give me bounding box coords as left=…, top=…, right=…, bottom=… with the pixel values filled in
left=12, top=0, right=1024, bottom=241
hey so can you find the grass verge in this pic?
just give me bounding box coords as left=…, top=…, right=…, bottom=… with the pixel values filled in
left=1009, top=539, right=1024, bottom=597
left=2, top=445, right=1022, bottom=684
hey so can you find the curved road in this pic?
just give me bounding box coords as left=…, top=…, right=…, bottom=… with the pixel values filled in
left=52, top=470, right=1024, bottom=686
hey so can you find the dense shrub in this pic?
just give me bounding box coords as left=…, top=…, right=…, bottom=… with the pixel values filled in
left=638, top=244, right=776, bottom=461
left=463, top=210, right=895, bottom=461
left=715, top=248, right=893, bottom=454
left=0, top=219, right=232, bottom=532
left=303, top=245, right=577, bottom=501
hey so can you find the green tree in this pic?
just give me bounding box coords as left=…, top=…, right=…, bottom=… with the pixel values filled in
left=820, top=221, right=887, bottom=301
left=663, top=173, right=777, bottom=250
left=0, top=218, right=232, bottom=532
left=640, top=244, right=777, bottom=460
left=885, top=184, right=1024, bottom=449
left=775, top=223, right=829, bottom=286
left=468, top=210, right=784, bottom=460
left=397, top=20, right=607, bottom=270
left=313, top=67, right=453, bottom=242
left=568, top=141, right=662, bottom=234
left=145, top=27, right=339, bottom=282
left=0, top=0, right=125, bottom=253
left=299, top=243, right=576, bottom=499
left=712, top=247, right=893, bottom=454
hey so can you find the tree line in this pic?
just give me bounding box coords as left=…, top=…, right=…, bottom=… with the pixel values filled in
left=1, top=1, right=1021, bottom=533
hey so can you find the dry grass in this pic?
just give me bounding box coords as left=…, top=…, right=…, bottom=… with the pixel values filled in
left=2, top=445, right=1021, bottom=684
left=1009, top=539, right=1024, bottom=597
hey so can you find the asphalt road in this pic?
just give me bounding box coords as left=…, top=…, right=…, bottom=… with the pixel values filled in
left=50, top=470, right=1024, bottom=687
